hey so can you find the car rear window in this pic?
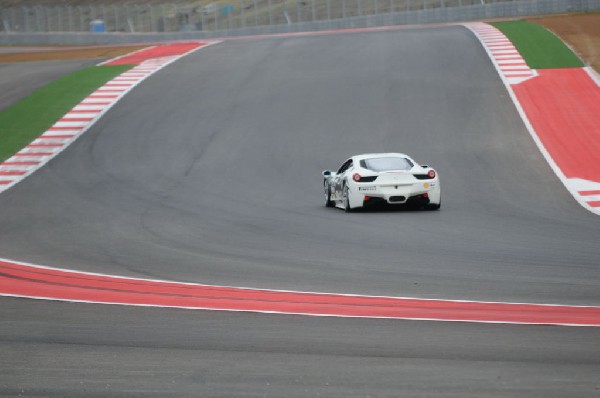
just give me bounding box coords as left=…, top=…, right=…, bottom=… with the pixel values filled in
left=360, top=157, right=413, bottom=172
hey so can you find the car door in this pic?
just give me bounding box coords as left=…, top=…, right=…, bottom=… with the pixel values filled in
left=334, top=159, right=352, bottom=200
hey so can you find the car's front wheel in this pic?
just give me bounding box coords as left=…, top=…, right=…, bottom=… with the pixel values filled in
left=324, top=182, right=335, bottom=208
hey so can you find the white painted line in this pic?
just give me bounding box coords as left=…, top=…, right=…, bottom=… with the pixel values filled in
left=53, top=121, right=89, bottom=128
left=64, top=112, right=100, bottom=118
left=84, top=98, right=115, bottom=103
left=584, top=66, right=600, bottom=87
left=492, top=50, right=520, bottom=55
left=32, top=138, right=70, bottom=145
left=45, top=128, right=83, bottom=134
left=95, top=90, right=127, bottom=94
left=73, top=106, right=106, bottom=112
left=0, top=165, right=31, bottom=171
left=501, top=65, right=532, bottom=70
left=495, top=54, right=526, bottom=59
left=488, top=45, right=515, bottom=49
left=497, top=59, right=526, bottom=64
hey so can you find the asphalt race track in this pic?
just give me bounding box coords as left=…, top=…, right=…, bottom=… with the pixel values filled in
left=1, top=26, right=599, bottom=396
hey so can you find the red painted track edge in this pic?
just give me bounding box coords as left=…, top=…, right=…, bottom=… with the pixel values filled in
left=1, top=293, right=597, bottom=328
left=1, top=258, right=599, bottom=327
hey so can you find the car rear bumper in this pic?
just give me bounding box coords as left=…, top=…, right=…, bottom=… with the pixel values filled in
left=355, top=181, right=439, bottom=206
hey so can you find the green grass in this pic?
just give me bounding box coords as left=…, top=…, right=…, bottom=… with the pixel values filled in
left=491, top=20, right=584, bottom=69
left=0, top=64, right=132, bottom=163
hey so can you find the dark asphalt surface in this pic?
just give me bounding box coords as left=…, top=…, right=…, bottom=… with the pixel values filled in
left=0, top=59, right=100, bottom=111
left=0, top=27, right=599, bottom=396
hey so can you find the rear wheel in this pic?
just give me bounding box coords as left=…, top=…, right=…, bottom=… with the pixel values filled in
left=343, top=185, right=352, bottom=213
left=324, top=182, right=334, bottom=208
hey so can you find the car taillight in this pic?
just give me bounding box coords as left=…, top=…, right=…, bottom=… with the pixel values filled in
left=353, top=173, right=362, bottom=182
left=427, top=170, right=436, bottom=179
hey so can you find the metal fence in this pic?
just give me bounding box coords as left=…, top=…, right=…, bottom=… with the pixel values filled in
left=1, top=0, right=599, bottom=44
left=1, top=0, right=594, bottom=34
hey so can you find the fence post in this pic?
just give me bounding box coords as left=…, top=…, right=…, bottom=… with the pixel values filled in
left=1, top=12, right=9, bottom=33
left=133, top=5, right=139, bottom=32
left=311, top=0, right=316, bottom=21
left=254, top=0, right=258, bottom=26
left=41, top=6, right=46, bottom=32
left=268, top=0, right=272, bottom=25
left=215, top=5, right=219, bottom=31
left=79, top=6, right=84, bottom=31
left=240, top=0, right=246, bottom=27
left=46, top=6, right=51, bottom=31
left=33, top=6, right=39, bottom=32
left=24, top=7, right=29, bottom=32
left=4, top=7, right=13, bottom=32
left=67, top=6, right=72, bottom=32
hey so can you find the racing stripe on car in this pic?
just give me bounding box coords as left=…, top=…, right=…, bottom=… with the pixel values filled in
left=0, top=41, right=220, bottom=195
left=0, top=257, right=599, bottom=327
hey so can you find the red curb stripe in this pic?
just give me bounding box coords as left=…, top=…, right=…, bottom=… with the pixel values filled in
left=87, top=95, right=118, bottom=99
left=40, top=134, right=76, bottom=139
left=0, top=171, right=27, bottom=176
left=59, top=118, right=93, bottom=122
left=48, top=127, right=83, bottom=131
left=588, top=201, right=600, bottom=207
left=68, top=109, right=102, bottom=113
left=1, top=161, right=40, bottom=166
left=27, top=143, right=64, bottom=148
left=0, top=259, right=598, bottom=326
left=13, top=152, right=52, bottom=157
left=579, top=190, right=600, bottom=196
left=0, top=180, right=12, bottom=185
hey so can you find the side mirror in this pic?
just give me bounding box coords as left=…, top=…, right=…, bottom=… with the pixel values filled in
left=322, top=170, right=333, bottom=177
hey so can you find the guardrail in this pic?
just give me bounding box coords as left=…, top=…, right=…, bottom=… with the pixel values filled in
left=1, top=0, right=598, bottom=45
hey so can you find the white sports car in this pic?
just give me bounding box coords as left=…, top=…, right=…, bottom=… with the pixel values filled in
left=323, top=153, right=441, bottom=212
